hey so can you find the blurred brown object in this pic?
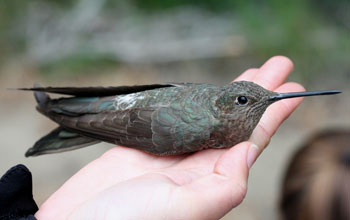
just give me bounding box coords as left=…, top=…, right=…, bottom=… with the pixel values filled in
left=280, top=129, right=350, bottom=220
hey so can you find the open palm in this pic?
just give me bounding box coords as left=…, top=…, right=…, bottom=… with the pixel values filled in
left=35, top=56, right=304, bottom=220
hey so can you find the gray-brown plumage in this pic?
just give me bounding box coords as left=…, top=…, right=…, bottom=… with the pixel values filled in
left=20, top=81, right=340, bottom=157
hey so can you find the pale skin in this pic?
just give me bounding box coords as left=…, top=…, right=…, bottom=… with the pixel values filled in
left=35, top=56, right=305, bottom=220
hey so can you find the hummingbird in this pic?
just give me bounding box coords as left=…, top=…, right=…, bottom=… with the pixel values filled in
left=20, top=81, right=340, bottom=157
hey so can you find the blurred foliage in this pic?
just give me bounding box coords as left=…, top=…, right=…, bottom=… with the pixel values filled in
left=0, top=1, right=28, bottom=58
left=232, top=0, right=349, bottom=82
left=39, top=52, right=120, bottom=77
left=132, top=0, right=349, bottom=81
left=132, top=0, right=236, bottom=12
left=0, top=0, right=349, bottom=82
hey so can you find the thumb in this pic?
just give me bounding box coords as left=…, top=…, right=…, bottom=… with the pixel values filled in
left=177, top=142, right=259, bottom=219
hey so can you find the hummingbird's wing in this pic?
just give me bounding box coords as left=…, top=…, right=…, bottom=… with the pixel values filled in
left=24, top=83, right=217, bottom=156
left=46, top=102, right=216, bottom=156
left=17, top=83, right=199, bottom=97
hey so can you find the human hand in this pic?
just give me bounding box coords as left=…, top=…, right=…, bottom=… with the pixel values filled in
left=35, top=56, right=304, bottom=220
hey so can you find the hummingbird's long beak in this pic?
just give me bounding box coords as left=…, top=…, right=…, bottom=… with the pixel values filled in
left=268, top=90, right=341, bottom=101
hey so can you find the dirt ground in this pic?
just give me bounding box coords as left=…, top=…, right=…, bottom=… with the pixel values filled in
left=0, top=70, right=348, bottom=219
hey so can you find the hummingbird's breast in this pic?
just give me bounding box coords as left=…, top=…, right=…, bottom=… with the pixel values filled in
left=206, top=114, right=252, bottom=149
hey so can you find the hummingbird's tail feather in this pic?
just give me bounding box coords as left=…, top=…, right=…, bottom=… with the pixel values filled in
left=25, top=127, right=100, bottom=157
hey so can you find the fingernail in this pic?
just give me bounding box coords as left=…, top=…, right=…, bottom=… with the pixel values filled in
left=247, top=144, right=259, bottom=169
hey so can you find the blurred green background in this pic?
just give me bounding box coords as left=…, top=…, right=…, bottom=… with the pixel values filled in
left=1, top=0, right=349, bottom=83
left=0, top=0, right=349, bottom=219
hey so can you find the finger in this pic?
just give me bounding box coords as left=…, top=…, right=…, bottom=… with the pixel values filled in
left=178, top=142, right=251, bottom=219
left=175, top=148, right=226, bottom=173
left=234, top=68, right=259, bottom=81
left=105, top=146, right=186, bottom=169
left=252, top=56, right=294, bottom=90
left=249, top=82, right=305, bottom=151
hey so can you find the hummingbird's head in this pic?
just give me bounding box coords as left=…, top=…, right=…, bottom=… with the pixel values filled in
left=214, top=81, right=280, bottom=141
left=215, top=81, right=277, bottom=124
left=215, top=80, right=340, bottom=132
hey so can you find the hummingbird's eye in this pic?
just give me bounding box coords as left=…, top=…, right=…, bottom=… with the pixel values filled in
left=235, top=96, right=248, bottom=105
